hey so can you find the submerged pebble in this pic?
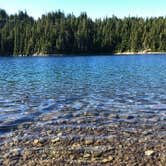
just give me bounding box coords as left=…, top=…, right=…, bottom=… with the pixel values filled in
left=51, top=137, right=60, bottom=143
left=145, top=150, right=154, bottom=156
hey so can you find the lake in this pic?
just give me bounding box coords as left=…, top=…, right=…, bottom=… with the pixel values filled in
left=0, top=55, right=166, bottom=165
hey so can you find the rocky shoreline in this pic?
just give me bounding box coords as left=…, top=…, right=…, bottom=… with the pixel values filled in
left=0, top=116, right=165, bottom=166
left=13, top=51, right=166, bottom=57
left=114, top=51, right=166, bottom=55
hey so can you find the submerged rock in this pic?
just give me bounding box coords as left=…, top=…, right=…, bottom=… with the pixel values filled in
left=83, top=153, right=91, bottom=158
left=57, top=132, right=63, bottom=137
left=33, top=139, right=39, bottom=145
left=145, top=150, right=154, bottom=156
left=85, top=139, right=94, bottom=145
left=102, top=155, right=113, bottom=163
left=51, top=137, right=60, bottom=143
left=93, top=150, right=103, bottom=157
left=71, top=143, right=81, bottom=149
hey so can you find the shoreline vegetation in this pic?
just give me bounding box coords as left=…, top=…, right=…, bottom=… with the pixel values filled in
left=12, top=49, right=166, bottom=56
left=0, top=9, right=166, bottom=56
left=17, top=51, right=166, bottom=57
left=45, top=51, right=166, bottom=56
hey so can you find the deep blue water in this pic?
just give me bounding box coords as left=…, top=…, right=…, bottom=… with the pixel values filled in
left=0, top=55, right=166, bottom=134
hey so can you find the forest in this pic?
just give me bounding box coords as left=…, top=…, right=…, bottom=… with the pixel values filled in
left=0, top=9, right=166, bottom=56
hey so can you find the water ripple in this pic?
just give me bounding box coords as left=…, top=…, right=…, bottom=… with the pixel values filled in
left=0, top=56, right=165, bottom=140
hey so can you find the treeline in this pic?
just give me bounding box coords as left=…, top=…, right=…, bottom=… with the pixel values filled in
left=0, top=9, right=166, bottom=56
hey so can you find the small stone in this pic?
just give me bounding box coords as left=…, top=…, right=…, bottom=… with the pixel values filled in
left=145, top=150, right=154, bottom=156
left=3, top=159, right=10, bottom=166
left=96, top=139, right=103, bottom=144
left=85, top=139, right=94, bottom=145
left=102, top=159, right=109, bottom=163
left=91, top=158, right=96, bottom=162
left=47, top=130, right=53, bottom=134
left=8, top=148, right=22, bottom=157
left=33, top=139, right=39, bottom=145
left=51, top=137, right=60, bottom=143
left=127, top=115, right=134, bottom=119
left=93, top=151, right=102, bottom=157
left=42, top=154, right=47, bottom=160
left=107, top=146, right=115, bottom=151
left=70, top=155, right=75, bottom=160
left=109, top=114, right=120, bottom=119
left=9, top=142, right=14, bottom=146
left=57, top=133, right=63, bottom=137
left=102, top=155, right=113, bottom=163
left=71, top=143, right=81, bottom=149
left=108, top=155, right=113, bottom=161
left=51, top=151, right=57, bottom=155
left=39, top=138, right=46, bottom=144
left=23, top=150, right=30, bottom=160
left=84, top=153, right=91, bottom=158
left=83, top=111, right=92, bottom=116
left=3, top=153, right=9, bottom=158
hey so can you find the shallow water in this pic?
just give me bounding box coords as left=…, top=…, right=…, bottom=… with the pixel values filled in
left=0, top=55, right=166, bottom=137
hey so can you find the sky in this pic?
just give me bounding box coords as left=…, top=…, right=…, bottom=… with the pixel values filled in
left=0, top=0, right=166, bottom=19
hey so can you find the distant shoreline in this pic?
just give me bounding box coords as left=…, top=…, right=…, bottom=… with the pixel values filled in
left=1, top=51, right=166, bottom=57
left=32, top=51, right=166, bottom=56
left=114, top=51, right=166, bottom=55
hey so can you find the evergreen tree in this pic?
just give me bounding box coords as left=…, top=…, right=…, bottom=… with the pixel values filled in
left=0, top=9, right=166, bottom=56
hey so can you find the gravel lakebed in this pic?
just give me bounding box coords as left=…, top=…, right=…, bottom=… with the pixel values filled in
left=0, top=110, right=165, bottom=166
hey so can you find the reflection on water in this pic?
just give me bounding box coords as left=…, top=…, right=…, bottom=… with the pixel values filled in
left=0, top=55, right=166, bottom=137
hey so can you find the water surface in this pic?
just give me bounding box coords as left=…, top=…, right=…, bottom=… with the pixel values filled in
left=0, top=55, right=166, bottom=138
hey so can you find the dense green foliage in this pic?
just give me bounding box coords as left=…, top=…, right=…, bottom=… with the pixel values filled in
left=0, top=9, right=166, bottom=56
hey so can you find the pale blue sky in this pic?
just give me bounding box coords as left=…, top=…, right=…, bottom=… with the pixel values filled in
left=0, top=0, right=166, bottom=19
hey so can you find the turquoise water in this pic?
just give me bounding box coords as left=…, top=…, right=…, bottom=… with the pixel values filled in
left=0, top=55, right=166, bottom=135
